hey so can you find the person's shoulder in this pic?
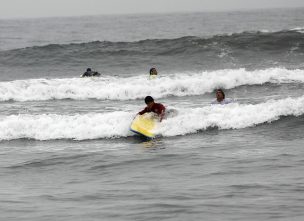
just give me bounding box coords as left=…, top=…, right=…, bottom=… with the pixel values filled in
left=153, top=103, right=165, bottom=110
left=156, top=103, right=165, bottom=107
left=223, top=98, right=233, bottom=104
left=149, top=75, right=157, bottom=80
left=93, top=72, right=101, bottom=76
left=211, top=98, right=233, bottom=105
left=211, top=100, right=219, bottom=105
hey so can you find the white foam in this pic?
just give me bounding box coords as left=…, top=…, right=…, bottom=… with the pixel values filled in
left=290, top=27, right=304, bottom=33
left=0, top=68, right=304, bottom=102
left=158, top=96, right=304, bottom=137
left=0, top=96, right=303, bottom=141
left=0, top=111, right=134, bottom=141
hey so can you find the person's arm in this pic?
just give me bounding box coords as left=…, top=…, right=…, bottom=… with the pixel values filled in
left=81, top=72, right=88, bottom=77
left=93, top=72, right=100, bottom=76
left=138, top=107, right=148, bottom=115
left=159, top=105, right=166, bottom=122
left=159, top=109, right=165, bottom=122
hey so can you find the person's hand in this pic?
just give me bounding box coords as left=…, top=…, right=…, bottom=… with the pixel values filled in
left=159, top=113, right=164, bottom=122
left=159, top=110, right=165, bottom=122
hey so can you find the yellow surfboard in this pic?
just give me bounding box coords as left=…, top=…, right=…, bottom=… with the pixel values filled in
left=130, top=114, right=157, bottom=138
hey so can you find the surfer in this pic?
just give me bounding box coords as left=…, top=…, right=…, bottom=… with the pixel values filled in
left=138, top=96, right=166, bottom=122
left=211, top=89, right=232, bottom=105
left=149, top=67, right=158, bottom=79
left=81, top=68, right=101, bottom=77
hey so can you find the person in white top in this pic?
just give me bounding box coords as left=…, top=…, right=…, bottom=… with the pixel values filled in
left=211, top=89, right=232, bottom=105
left=149, top=67, right=158, bottom=80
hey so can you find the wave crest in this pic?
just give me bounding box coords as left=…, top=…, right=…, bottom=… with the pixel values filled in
left=0, top=96, right=303, bottom=141
left=0, top=68, right=303, bottom=102
left=1, top=29, right=304, bottom=71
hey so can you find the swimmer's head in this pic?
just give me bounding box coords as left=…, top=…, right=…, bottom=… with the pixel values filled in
left=144, top=96, right=154, bottom=108
left=149, top=68, right=158, bottom=75
left=216, top=89, right=225, bottom=101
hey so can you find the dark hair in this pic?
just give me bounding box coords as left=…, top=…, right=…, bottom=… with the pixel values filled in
left=217, top=89, right=225, bottom=99
left=145, top=96, right=154, bottom=104
left=149, top=68, right=157, bottom=75
left=87, top=68, right=92, bottom=72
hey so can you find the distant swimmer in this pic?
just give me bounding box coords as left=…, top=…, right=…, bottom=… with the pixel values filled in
left=81, top=68, right=101, bottom=77
left=149, top=67, right=158, bottom=79
left=138, top=96, right=166, bottom=122
left=211, top=89, right=233, bottom=105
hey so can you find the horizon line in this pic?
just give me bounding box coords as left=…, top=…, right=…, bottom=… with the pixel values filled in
left=0, top=6, right=303, bottom=21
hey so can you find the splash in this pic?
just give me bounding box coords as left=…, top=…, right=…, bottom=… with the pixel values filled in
left=0, top=68, right=303, bottom=102
left=0, top=96, right=303, bottom=141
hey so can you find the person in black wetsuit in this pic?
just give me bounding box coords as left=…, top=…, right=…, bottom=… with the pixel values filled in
left=81, top=68, right=101, bottom=77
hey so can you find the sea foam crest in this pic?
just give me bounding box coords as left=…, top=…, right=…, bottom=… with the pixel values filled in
left=0, top=111, right=134, bottom=141
left=158, top=95, right=304, bottom=137
left=290, top=27, right=304, bottom=33
left=0, top=96, right=303, bottom=141
left=0, top=68, right=304, bottom=102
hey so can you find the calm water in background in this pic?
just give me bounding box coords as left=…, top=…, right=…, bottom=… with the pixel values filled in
left=1, top=8, right=304, bottom=220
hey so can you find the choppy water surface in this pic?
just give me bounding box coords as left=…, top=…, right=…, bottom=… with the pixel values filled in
left=1, top=8, right=304, bottom=221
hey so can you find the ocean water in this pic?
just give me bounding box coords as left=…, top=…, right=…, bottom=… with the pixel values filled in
left=1, top=8, right=304, bottom=221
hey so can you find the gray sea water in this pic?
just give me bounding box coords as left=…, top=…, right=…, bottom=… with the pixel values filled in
left=1, top=8, right=304, bottom=220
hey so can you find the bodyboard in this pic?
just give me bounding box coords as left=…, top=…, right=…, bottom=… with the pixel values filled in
left=130, top=114, right=157, bottom=138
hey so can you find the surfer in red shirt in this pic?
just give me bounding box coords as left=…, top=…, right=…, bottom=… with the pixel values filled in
left=138, top=96, right=166, bottom=122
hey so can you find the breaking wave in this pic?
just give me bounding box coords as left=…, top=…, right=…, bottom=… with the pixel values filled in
left=0, top=96, right=303, bottom=141
left=0, top=68, right=303, bottom=102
